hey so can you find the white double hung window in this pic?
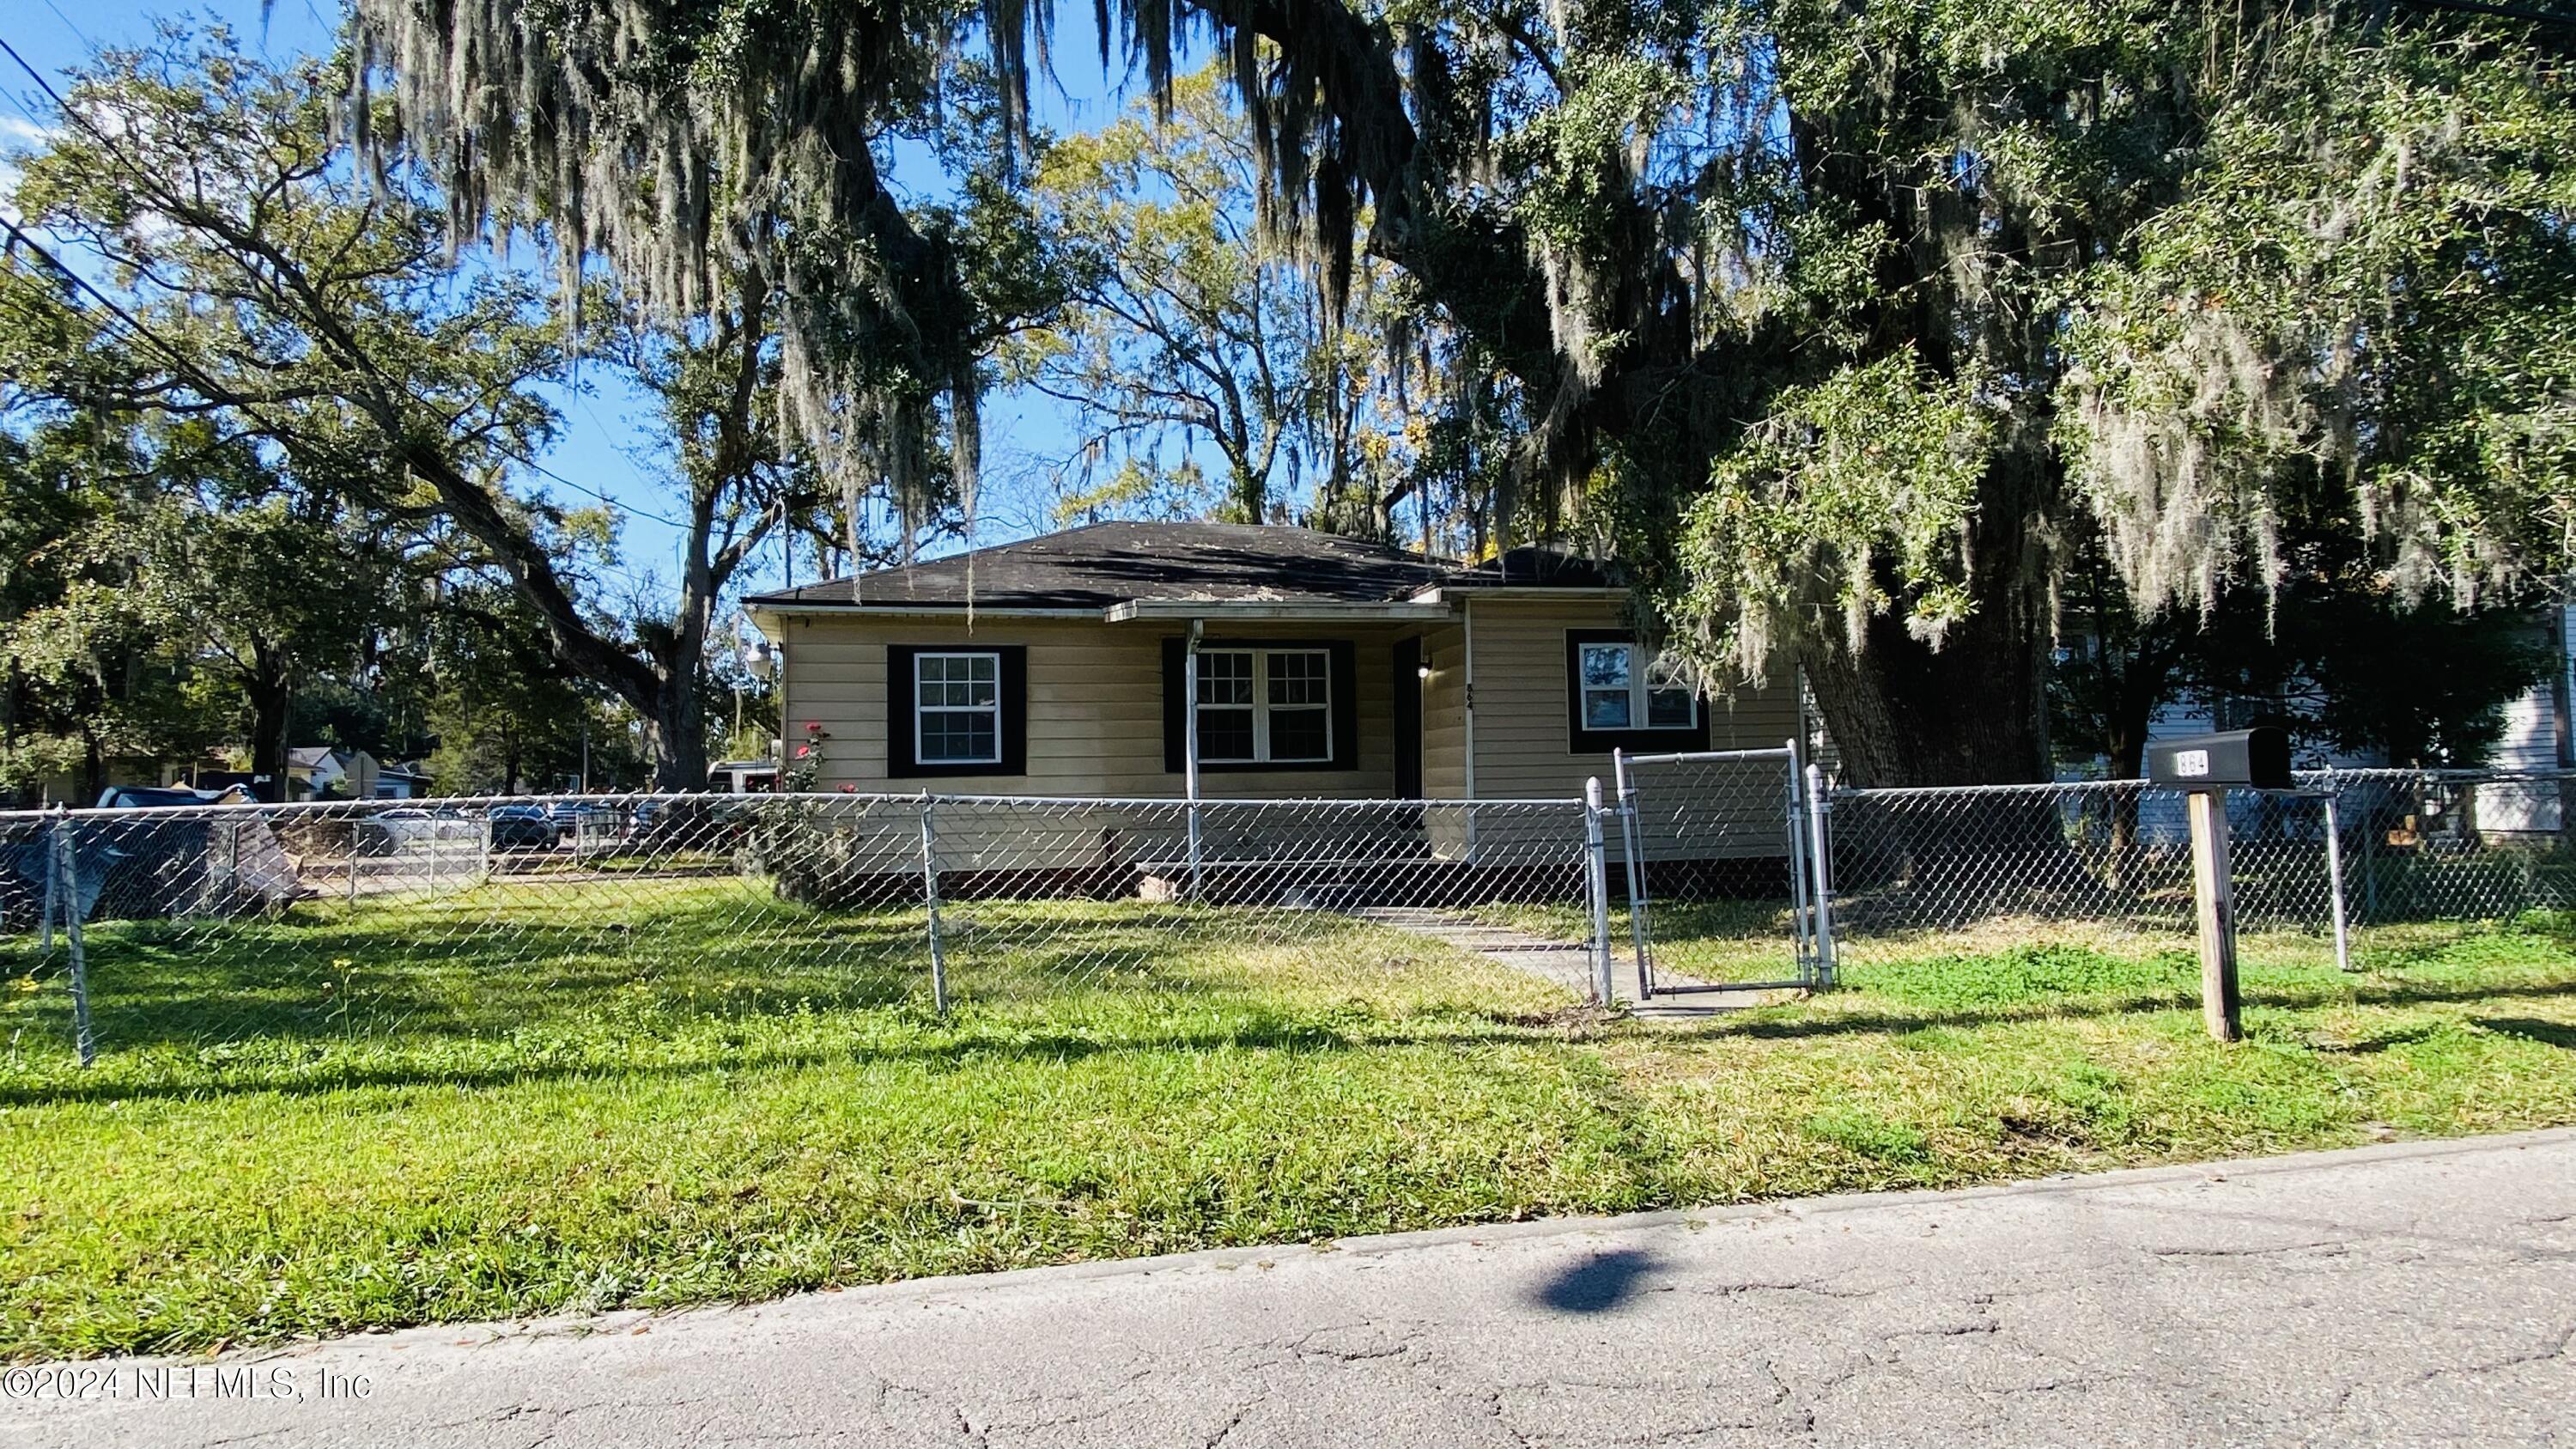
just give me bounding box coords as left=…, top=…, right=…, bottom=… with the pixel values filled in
left=1194, top=648, right=1332, bottom=764
left=914, top=652, right=1002, bottom=765
left=1576, top=641, right=1697, bottom=731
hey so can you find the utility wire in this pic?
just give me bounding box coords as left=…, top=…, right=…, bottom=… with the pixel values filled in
left=0, top=29, right=693, bottom=532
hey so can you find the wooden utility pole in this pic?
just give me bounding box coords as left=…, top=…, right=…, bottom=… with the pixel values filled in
left=2187, top=789, right=2243, bottom=1043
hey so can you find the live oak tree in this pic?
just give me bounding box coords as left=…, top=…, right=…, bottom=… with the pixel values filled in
left=0, top=399, right=420, bottom=803
left=2053, top=527, right=2557, bottom=778
left=353, top=0, right=2575, bottom=785
left=348, top=4, right=1056, bottom=550
left=422, top=581, right=603, bottom=793
left=0, top=419, right=221, bottom=802
left=2, top=28, right=854, bottom=788
left=122, top=435, right=411, bottom=802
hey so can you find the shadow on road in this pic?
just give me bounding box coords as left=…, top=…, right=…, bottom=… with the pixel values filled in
left=1530, top=1248, right=1657, bottom=1314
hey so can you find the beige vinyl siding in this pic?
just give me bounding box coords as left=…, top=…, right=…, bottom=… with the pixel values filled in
left=1464, top=598, right=1800, bottom=800
left=1461, top=598, right=1801, bottom=861
left=779, top=614, right=1401, bottom=798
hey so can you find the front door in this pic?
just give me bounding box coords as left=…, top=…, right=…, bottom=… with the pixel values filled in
left=1393, top=636, right=1424, bottom=797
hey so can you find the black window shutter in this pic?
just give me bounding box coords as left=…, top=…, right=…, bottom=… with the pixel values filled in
left=1327, top=639, right=1358, bottom=771
left=887, top=645, right=921, bottom=776
left=997, top=648, right=1028, bottom=776
left=1161, top=636, right=1187, bottom=775
left=888, top=643, right=1027, bottom=779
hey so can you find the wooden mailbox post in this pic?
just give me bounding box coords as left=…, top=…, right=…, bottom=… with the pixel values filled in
left=2146, top=728, right=2293, bottom=1044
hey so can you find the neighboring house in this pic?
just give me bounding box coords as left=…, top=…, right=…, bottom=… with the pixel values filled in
left=2079, top=604, right=2576, bottom=844
left=2476, top=605, right=2576, bottom=837
left=374, top=762, right=434, bottom=800
left=743, top=521, right=1801, bottom=825
left=286, top=748, right=380, bottom=801
left=22, top=758, right=193, bottom=809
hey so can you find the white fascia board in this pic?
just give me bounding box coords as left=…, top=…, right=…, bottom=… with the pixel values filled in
left=1406, top=585, right=1630, bottom=605
left=1103, top=600, right=1457, bottom=623
left=749, top=603, right=1102, bottom=621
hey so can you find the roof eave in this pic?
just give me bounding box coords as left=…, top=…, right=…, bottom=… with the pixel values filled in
left=1407, top=584, right=1630, bottom=604
left=1103, top=599, right=1457, bottom=623
left=745, top=600, right=1108, bottom=618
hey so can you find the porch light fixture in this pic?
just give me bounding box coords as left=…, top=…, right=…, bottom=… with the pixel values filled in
left=1416, top=661, right=1432, bottom=680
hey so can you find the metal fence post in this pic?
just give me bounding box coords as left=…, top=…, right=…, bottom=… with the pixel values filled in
left=1785, top=736, right=1815, bottom=985
left=1804, top=763, right=1838, bottom=989
left=918, top=791, right=950, bottom=1014
left=53, top=809, right=94, bottom=1068
left=1183, top=620, right=1205, bottom=902
left=1610, top=748, right=1653, bottom=999
left=1583, top=777, right=1615, bottom=1007
left=2321, top=776, right=2354, bottom=972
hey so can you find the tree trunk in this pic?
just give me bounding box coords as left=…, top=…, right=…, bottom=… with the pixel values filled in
left=646, top=679, right=707, bottom=792
left=1801, top=600, right=2052, bottom=788
left=2100, top=650, right=2160, bottom=891
left=1789, top=423, right=2063, bottom=788
left=77, top=729, right=106, bottom=808
left=245, top=655, right=295, bottom=804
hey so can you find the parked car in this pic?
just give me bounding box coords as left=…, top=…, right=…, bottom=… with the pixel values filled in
left=544, top=801, right=615, bottom=838
left=486, top=805, right=556, bottom=849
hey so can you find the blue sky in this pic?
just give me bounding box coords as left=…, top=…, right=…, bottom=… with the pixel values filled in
left=3, top=0, right=1180, bottom=612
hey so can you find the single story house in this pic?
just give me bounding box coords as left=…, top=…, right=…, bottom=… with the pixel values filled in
left=744, top=521, right=1801, bottom=801
left=2088, top=602, right=2576, bottom=846
left=743, top=522, right=1803, bottom=898
left=286, top=747, right=379, bottom=801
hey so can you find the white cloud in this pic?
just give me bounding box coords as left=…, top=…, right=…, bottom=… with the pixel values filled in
left=0, top=116, right=60, bottom=204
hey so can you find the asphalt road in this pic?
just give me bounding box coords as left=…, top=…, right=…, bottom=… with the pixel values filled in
left=12, top=1129, right=2576, bottom=1448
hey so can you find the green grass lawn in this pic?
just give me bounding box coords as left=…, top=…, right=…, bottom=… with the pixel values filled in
left=7, top=879, right=2576, bottom=1361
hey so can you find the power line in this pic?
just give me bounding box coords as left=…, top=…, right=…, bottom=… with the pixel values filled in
left=33, top=0, right=89, bottom=51
left=0, top=30, right=692, bottom=534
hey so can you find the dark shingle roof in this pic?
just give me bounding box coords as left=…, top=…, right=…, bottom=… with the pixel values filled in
left=746, top=521, right=1447, bottom=611
left=1449, top=545, right=1619, bottom=590
left=743, top=522, right=1627, bottom=612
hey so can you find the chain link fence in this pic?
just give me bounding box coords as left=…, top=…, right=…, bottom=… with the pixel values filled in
left=1820, top=779, right=2331, bottom=969
left=1611, top=746, right=1821, bottom=993
left=0, top=792, right=1601, bottom=1075
left=12, top=765, right=2571, bottom=1073
left=1818, top=769, right=2576, bottom=973
left=2318, top=769, right=2576, bottom=969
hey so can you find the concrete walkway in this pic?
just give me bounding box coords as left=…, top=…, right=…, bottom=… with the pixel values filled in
left=1355, top=906, right=1613, bottom=999
left=1354, top=906, right=1762, bottom=1017
left=14, top=1129, right=2576, bottom=1447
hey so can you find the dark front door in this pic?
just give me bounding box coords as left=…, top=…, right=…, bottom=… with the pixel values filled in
left=1393, top=636, right=1424, bottom=797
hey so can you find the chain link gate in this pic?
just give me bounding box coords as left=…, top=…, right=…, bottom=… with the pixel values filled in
left=1610, top=742, right=1834, bottom=997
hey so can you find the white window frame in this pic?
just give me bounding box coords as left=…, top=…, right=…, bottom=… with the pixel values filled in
left=914, top=650, right=1003, bottom=766
left=1576, top=641, right=1698, bottom=733
left=1195, top=647, right=1334, bottom=765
